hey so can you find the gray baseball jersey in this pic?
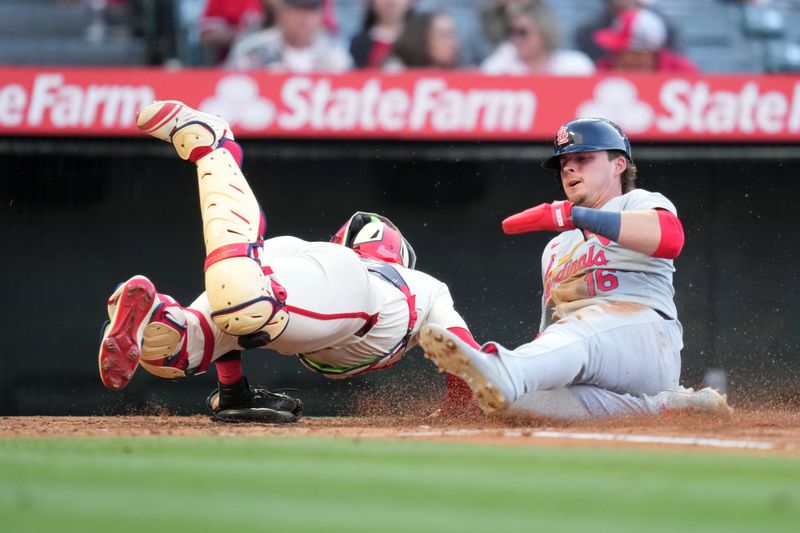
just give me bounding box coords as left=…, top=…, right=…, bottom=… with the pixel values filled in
left=540, top=188, right=678, bottom=332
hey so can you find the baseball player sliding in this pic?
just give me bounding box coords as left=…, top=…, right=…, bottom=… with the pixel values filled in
left=419, top=118, right=733, bottom=420
left=98, top=100, right=480, bottom=423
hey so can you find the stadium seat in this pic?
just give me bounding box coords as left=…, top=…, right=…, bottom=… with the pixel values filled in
left=741, top=3, right=786, bottom=39
left=173, top=0, right=209, bottom=66
left=0, top=0, right=148, bottom=66
left=652, top=0, right=763, bottom=73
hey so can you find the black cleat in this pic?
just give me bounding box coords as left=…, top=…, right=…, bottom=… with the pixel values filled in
left=206, top=377, right=303, bottom=424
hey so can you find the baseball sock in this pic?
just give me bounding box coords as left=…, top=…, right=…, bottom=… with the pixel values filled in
left=215, top=351, right=244, bottom=385
left=442, top=327, right=483, bottom=414
left=219, top=138, right=243, bottom=167
left=187, top=138, right=243, bottom=167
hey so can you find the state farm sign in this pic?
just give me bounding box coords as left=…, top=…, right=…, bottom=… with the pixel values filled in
left=274, top=77, right=535, bottom=132
left=657, top=79, right=800, bottom=134
left=0, top=73, right=154, bottom=129
left=194, top=73, right=535, bottom=136
left=1, top=67, right=800, bottom=141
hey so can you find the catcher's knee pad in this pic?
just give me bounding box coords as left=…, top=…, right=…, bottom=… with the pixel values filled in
left=205, top=258, right=289, bottom=338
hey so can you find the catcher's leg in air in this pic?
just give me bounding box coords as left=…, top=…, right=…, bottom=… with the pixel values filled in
left=136, top=100, right=289, bottom=343
left=126, top=101, right=299, bottom=423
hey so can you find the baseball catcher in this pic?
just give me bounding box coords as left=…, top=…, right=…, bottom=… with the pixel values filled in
left=419, top=117, right=733, bottom=420
left=98, top=100, right=480, bottom=423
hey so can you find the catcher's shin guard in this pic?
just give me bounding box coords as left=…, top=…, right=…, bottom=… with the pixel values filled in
left=196, top=148, right=289, bottom=339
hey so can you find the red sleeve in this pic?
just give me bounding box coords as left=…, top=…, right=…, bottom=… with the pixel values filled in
left=653, top=209, right=684, bottom=259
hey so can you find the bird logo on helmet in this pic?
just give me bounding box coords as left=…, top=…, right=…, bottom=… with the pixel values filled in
left=542, top=117, right=633, bottom=170
left=331, top=212, right=417, bottom=269
left=556, top=125, right=571, bottom=147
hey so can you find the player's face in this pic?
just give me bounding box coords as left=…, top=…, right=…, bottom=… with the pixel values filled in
left=558, top=151, right=625, bottom=208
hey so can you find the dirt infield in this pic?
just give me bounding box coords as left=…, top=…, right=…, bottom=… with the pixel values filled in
left=2, top=409, right=798, bottom=455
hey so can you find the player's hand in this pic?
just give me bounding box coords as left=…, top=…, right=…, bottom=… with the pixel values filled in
left=502, top=201, right=575, bottom=234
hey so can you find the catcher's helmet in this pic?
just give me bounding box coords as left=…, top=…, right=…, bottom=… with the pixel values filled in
left=542, top=117, right=633, bottom=170
left=331, top=212, right=417, bottom=269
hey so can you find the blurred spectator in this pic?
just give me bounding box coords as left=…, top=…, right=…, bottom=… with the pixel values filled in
left=226, top=0, right=352, bottom=72
left=575, top=0, right=683, bottom=62
left=481, top=0, right=541, bottom=49
left=382, top=11, right=461, bottom=70
left=199, top=0, right=271, bottom=64
left=414, top=0, right=490, bottom=67
left=594, top=7, right=699, bottom=73
left=349, top=0, right=414, bottom=69
left=481, top=3, right=595, bottom=75
left=85, top=0, right=142, bottom=42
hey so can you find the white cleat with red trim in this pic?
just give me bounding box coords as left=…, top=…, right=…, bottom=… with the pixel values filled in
left=99, top=276, right=193, bottom=390
left=419, top=324, right=517, bottom=415
left=136, top=100, right=233, bottom=160
left=98, top=275, right=159, bottom=390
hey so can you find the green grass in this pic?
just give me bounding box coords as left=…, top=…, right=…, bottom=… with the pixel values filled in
left=0, top=436, right=798, bottom=533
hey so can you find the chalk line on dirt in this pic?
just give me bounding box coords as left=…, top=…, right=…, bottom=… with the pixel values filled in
left=396, top=428, right=775, bottom=450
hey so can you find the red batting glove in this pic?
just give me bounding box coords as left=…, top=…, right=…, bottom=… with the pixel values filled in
left=502, top=201, right=575, bottom=234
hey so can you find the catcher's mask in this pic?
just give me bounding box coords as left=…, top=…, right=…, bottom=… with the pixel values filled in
left=331, top=212, right=417, bottom=269
left=542, top=117, right=633, bottom=170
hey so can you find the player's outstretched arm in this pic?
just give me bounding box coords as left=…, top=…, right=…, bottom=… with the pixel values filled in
left=502, top=202, right=684, bottom=259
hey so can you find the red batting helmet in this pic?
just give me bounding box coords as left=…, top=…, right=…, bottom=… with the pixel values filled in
left=332, top=212, right=417, bottom=269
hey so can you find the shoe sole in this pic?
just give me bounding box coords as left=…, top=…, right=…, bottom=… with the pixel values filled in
left=98, top=276, right=157, bottom=390
left=212, top=407, right=300, bottom=424
left=419, top=325, right=510, bottom=414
